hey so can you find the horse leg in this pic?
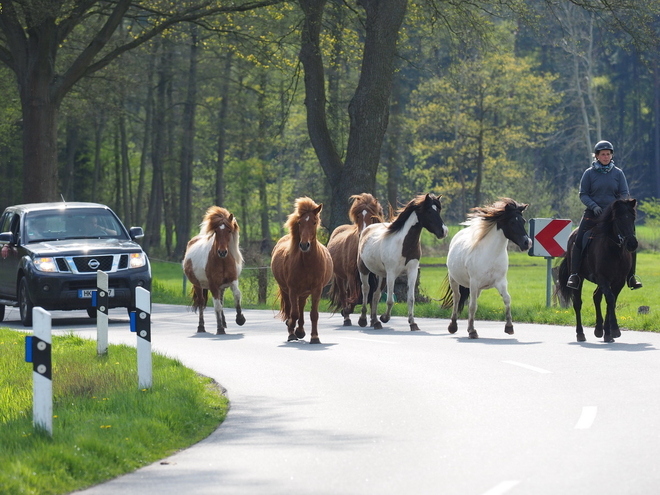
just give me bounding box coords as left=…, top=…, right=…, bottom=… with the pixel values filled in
left=610, top=282, right=624, bottom=339
left=405, top=265, right=419, bottom=331
left=593, top=288, right=604, bottom=338
left=295, top=295, right=307, bottom=339
left=342, top=278, right=353, bottom=326
left=212, top=290, right=226, bottom=335
left=447, top=278, right=460, bottom=334
left=379, top=274, right=396, bottom=325
left=602, top=285, right=620, bottom=342
left=280, top=288, right=297, bottom=341
left=309, top=291, right=322, bottom=344
left=230, top=280, right=246, bottom=326
left=358, top=270, right=370, bottom=328
left=467, top=286, right=481, bottom=339
left=196, top=287, right=208, bottom=333
left=496, top=280, right=514, bottom=335
left=573, top=288, right=585, bottom=342
left=370, top=276, right=384, bottom=329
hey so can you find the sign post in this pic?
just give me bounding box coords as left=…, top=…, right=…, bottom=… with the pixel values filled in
left=92, top=270, right=109, bottom=355
left=130, top=287, right=152, bottom=389
left=25, top=307, right=52, bottom=436
left=529, top=218, right=573, bottom=307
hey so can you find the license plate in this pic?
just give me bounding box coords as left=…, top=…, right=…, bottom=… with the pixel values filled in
left=78, top=289, right=115, bottom=298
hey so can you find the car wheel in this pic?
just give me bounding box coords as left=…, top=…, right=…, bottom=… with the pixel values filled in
left=0, top=304, right=5, bottom=322
left=18, top=278, right=33, bottom=327
left=87, top=307, right=97, bottom=319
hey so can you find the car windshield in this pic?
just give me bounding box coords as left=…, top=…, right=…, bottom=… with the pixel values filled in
left=25, top=209, right=125, bottom=242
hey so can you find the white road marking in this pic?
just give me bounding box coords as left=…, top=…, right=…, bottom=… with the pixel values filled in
left=575, top=406, right=598, bottom=429
left=503, top=360, right=551, bottom=374
left=339, top=336, right=397, bottom=345
left=482, top=480, right=521, bottom=495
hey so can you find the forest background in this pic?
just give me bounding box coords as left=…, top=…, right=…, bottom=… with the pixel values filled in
left=1, top=0, right=660, bottom=263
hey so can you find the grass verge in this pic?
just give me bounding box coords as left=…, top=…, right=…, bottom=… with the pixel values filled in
left=0, top=328, right=228, bottom=495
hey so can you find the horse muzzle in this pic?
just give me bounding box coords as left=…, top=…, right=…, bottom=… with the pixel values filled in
left=625, top=237, right=638, bottom=252
left=518, top=236, right=532, bottom=251
left=299, top=242, right=311, bottom=252
left=217, top=249, right=228, bottom=258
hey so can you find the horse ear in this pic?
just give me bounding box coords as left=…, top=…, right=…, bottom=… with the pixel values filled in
left=228, top=213, right=234, bottom=223
left=519, top=203, right=529, bottom=212
left=314, top=203, right=323, bottom=215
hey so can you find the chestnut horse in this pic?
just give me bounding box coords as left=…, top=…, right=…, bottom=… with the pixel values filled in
left=357, top=193, right=448, bottom=331
left=556, top=198, right=638, bottom=342
left=327, top=193, right=385, bottom=326
left=271, top=197, right=334, bottom=344
left=182, top=206, right=246, bottom=334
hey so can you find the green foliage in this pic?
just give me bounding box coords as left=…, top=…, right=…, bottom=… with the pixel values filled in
left=0, top=329, right=228, bottom=495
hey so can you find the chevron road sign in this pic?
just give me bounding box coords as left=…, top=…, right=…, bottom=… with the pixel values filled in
left=529, top=218, right=573, bottom=258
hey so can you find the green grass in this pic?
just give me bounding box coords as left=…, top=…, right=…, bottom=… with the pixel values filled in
left=0, top=328, right=228, bottom=495
left=152, top=249, right=660, bottom=332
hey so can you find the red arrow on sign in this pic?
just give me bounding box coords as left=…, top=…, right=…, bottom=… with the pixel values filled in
left=535, top=219, right=572, bottom=257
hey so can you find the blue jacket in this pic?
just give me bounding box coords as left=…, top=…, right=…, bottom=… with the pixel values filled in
left=578, top=163, right=629, bottom=211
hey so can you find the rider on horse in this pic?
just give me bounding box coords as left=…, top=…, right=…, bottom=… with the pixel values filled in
left=567, top=140, right=643, bottom=290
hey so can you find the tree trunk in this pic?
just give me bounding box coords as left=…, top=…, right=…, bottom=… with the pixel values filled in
left=216, top=53, right=233, bottom=207
left=299, top=0, right=408, bottom=230
left=175, top=29, right=198, bottom=259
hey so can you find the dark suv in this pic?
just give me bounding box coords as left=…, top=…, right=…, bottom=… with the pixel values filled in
left=0, top=202, right=151, bottom=326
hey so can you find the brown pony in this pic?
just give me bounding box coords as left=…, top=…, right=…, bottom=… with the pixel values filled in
left=271, top=197, right=334, bottom=344
left=182, top=206, right=246, bottom=334
left=327, top=193, right=385, bottom=326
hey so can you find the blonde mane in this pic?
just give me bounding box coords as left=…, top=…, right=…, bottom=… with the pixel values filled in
left=200, top=205, right=243, bottom=266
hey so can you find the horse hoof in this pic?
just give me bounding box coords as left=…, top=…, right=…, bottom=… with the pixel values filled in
left=468, top=331, right=479, bottom=339
left=287, top=334, right=298, bottom=342
left=604, top=336, right=614, bottom=343
left=410, top=324, right=419, bottom=331
left=373, top=321, right=383, bottom=330
left=594, top=328, right=603, bottom=338
left=310, top=338, right=321, bottom=344
left=343, top=319, right=352, bottom=327
left=448, top=322, right=458, bottom=334
left=358, top=317, right=367, bottom=328
left=577, top=333, right=586, bottom=342
left=216, top=329, right=226, bottom=335
left=197, top=327, right=206, bottom=333
left=613, top=328, right=621, bottom=339
left=236, top=314, right=246, bottom=326
left=295, top=328, right=306, bottom=339
left=504, top=325, right=514, bottom=335
left=380, top=314, right=390, bottom=323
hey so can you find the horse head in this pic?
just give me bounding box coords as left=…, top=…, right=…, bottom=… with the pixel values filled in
left=604, top=198, right=638, bottom=252
left=288, top=197, right=323, bottom=253
left=203, top=206, right=239, bottom=259
left=418, top=193, right=449, bottom=239
left=496, top=199, right=532, bottom=251
left=349, top=193, right=385, bottom=233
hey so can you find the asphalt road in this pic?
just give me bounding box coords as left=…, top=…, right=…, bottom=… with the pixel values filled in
left=5, top=304, right=660, bottom=495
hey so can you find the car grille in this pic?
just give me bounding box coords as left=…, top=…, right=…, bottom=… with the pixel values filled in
left=55, top=254, right=131, bottom=274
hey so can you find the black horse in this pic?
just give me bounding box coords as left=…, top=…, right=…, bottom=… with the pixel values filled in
left=557, top=198, right=638, bottom=342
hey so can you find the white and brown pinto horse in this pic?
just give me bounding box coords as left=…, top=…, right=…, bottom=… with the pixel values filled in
left=327, top=193, right=385, bottom=326
left=357, top=193, right=448, bottom=331
left=271, top=197, right=334, bottom=344
left=441, top=198, right=531, bottom=339
left=182, top=206, right=246, bottom=334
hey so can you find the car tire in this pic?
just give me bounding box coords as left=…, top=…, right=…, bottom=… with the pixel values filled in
left=87, top=307, right=97, bottom=319
left=0, top=304, right=5, bottom=322
left=19, top=278, right=33, bottom=327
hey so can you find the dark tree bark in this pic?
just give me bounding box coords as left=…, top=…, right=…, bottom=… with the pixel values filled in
left=298, top=0, right=408, bottom=229
left=215, top=53, right=233, bottom=208
left=175, top=28, right=199, bottom=259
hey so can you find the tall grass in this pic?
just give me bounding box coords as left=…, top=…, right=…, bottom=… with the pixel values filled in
left=0, top=328, right=228, bottom=494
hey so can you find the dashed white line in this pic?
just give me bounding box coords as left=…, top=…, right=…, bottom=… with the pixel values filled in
left=575, top=406, right=598, bottom=429
left=482, top=480, right=521, bottom=495
left=503, top=360, right=551, bottom=374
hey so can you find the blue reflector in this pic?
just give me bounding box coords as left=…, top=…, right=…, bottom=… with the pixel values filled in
left=129, top=311, right=136, bottom=332
left=25, top=336, right=33, bottom=363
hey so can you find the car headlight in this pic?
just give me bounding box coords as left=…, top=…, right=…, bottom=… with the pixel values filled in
left=34, top=257, right=58, bottom=272
left=129, top=252, right=147, bottom=268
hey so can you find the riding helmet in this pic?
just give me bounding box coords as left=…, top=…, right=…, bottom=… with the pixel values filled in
left=594, top=140, right=614, bottom=153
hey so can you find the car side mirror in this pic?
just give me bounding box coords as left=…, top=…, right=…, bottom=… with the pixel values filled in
left=0, top=232, right=15, bottom=244
left=129, top=227, right=144, bottom=240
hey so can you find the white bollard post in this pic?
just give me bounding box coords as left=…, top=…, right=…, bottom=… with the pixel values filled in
left=28, top=307, right=53, bottom=436
left=130, top=287, right=152, bottom=389
left=95, top=270, right=109, bottom=355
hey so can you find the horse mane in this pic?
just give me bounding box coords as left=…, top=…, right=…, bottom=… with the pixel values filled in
left=386, top=194, right=428, bottom=235
left=348, top=193, right=384, bottom=225
left=200, top=205, right=243, bottom=266
left=593, top=198, right=636, bottom=235
left=462, top=197, right=524, bottom=245
left=285, top=196, right=321, bottom=248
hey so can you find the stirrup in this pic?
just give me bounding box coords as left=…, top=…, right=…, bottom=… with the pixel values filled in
left=567, top=273, right=580, bottom=290
left=628, top=275, right=643, bottom=290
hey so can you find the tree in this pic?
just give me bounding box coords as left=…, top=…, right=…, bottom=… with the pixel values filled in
left=0, top=0, right=284, bottom=203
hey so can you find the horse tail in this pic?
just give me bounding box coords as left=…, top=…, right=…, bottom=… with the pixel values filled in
left=276, top=287, right=287, bottom=321
left=555, top=255, right=574, bottom=305
left=440, top=275, right=470, bottom=312
left=327, top=275, right=343, bottom=314
left=190, top=287, right=208, bottom=313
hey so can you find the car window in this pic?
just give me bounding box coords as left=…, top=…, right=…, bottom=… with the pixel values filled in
left=25, top=209, right=126, bottom=242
